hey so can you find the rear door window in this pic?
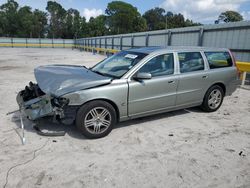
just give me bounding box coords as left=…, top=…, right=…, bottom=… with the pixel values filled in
left=178, top=52, right=204, bottom=73
left=204, top=51, right=233, bottom=69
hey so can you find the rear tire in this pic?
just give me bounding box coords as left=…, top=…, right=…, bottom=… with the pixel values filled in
left=76, top=100, right=117, bottom=139
left=201, top=85, right=224, bottom=112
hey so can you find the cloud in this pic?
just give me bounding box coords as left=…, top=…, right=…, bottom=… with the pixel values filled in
left=83, top=8, right=103, bottom=22
left=160, top=0, right=248, bottom=23
left=241, top=11, right=250, bottom=20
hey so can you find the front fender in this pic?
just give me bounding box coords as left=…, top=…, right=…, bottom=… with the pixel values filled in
left=62, top=80, right=129, bottom=121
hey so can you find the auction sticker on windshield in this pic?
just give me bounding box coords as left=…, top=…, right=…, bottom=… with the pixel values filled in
left=125, top=54, right=138, bottom=59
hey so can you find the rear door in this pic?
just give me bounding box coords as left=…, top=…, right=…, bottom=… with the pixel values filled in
left=176, top=51, right=210, bottom=106
left=128, top=53, right=178, bottom=116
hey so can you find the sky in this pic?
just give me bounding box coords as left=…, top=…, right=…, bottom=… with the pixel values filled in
left=0, top=0, right=250, bottom=24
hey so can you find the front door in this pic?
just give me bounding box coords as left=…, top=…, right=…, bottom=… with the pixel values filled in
left=128, top=53, right=178, bottom=116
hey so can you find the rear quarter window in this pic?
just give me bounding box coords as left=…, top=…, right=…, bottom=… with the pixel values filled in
left=204, top=51, right=233, bottom=69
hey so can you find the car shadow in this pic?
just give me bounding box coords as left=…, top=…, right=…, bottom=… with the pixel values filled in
left=115, top=109, right=190, bottom=129
left=11, top=112, right=85, bottom=140
left=10, top=107, right=204, bottom=140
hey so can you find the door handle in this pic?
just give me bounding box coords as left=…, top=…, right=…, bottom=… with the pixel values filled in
left=202, top=75, right=208, bottom=79
left=168, top=80, right=175, bottom=84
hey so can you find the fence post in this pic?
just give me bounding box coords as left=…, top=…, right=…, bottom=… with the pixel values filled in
left=168, top=31, right=172, bottom=46
left=145, top=34, right=149, bottom=47
left=241, top=71, right=247, bottom=86
left=74, top=38, right=76, bottom=49
left=88, top=39, right=90, bottom=51
left=104, top=38, right=107, bottom=55
left=39, top=38, right=41, bottom=48
left=63, top=39, right=65, bottom=48
left=198, top=27, right=204, bottom=46
left=52, top=38, right=54, bottom=48
left=11, top=38, right=13, bottom=48
left=99, top=38, right=101, bottom=48
left=131, top=35, right=134, bottom=48
left=91, top=39, right=94, bottom=54
left=112, top=37, right=114, bottom=49
left=164, top=31, right=168, bottom=47
left=120, top=36, right=123, bottom=50
left=90, top=38, right=92, bottom=52
left=26, top=38, right=28, bottom=48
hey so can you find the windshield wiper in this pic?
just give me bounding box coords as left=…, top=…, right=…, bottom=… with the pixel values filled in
left=92, top=70, right=109, bottom=77
left=82, top=65, right=88, bottom=69
left=91, top=70, right=119, bottom=79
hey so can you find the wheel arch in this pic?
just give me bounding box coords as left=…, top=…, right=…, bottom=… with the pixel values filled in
left=209, top=82, right=226, bottom=95
left=202, top=82, right=226, bottom=103
left=201, top=82, right=226, bottom=112
left=79, top=98, right=120, bottom=122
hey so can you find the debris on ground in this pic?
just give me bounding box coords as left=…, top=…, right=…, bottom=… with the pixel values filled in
left=239, top=151, right=246, bottom=157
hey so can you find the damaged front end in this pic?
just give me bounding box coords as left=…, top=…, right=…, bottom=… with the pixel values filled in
left=16, top=64, right=112, bottom=124
left=17, top=82, right=69, bottom=121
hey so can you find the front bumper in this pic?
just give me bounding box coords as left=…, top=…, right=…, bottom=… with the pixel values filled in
left=16, top=91, right=54, bottom=120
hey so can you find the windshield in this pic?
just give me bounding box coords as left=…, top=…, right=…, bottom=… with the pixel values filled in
left=91, top=51, right=147, bottom=78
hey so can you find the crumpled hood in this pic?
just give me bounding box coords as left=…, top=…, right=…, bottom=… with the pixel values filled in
left=34, top=65, right=112, bottom=96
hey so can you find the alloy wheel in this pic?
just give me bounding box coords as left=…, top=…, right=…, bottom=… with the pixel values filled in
left=84, top=107, right=111, bottom=134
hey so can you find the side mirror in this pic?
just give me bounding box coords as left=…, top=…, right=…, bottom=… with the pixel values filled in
left=134, top=72, right=152, bottom=80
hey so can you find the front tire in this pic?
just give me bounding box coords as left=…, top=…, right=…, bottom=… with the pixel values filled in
left=76, top=100, right=117, bottom=139
left=201, top=85, right=224, bottom=112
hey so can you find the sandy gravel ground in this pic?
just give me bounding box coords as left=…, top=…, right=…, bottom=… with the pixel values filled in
left=0, top=48, right=250, bottom=188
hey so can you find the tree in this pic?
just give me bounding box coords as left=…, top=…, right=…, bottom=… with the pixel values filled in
left=165, top=12, right=185, bottom=28
left=46, top=1, right=66, bottom=38
left=17, top=6, right=33, bottom=37
left=0, top=11, right=4, bottom=36
left=32, top=9, right=47, bottom=38
left=143, top=8, right=166, bottom=30
left=0, top=0, right=19, bottom=37
left=133, top=16, right=147, bottom=32
left=0, top=0, right=202, bottom=38
left=143, top=8, right=201, bottom=31
left=185, top=19, right=201, bottom=27
left=71, top=9, right=81, bottom=38
left=165, top=12, right=201, bottom=29
left=79, top=16, right=89, bottom=38
left=215, top=10, right=243, bottom=24
left=105, top=1, right=146, bottom=34
left=87, top=15, right=109, bottom=37
left=64, top=8, right=81, bottom=38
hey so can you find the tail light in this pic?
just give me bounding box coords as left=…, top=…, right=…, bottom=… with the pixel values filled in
left=229, top=49, right=241, bottom=79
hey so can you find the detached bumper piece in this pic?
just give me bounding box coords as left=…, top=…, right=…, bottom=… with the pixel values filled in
left=33, top=125, right=66, bottom=136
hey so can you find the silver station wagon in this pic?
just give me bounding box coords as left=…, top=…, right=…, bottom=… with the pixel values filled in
left=17, top=47, right=239, bottom=138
